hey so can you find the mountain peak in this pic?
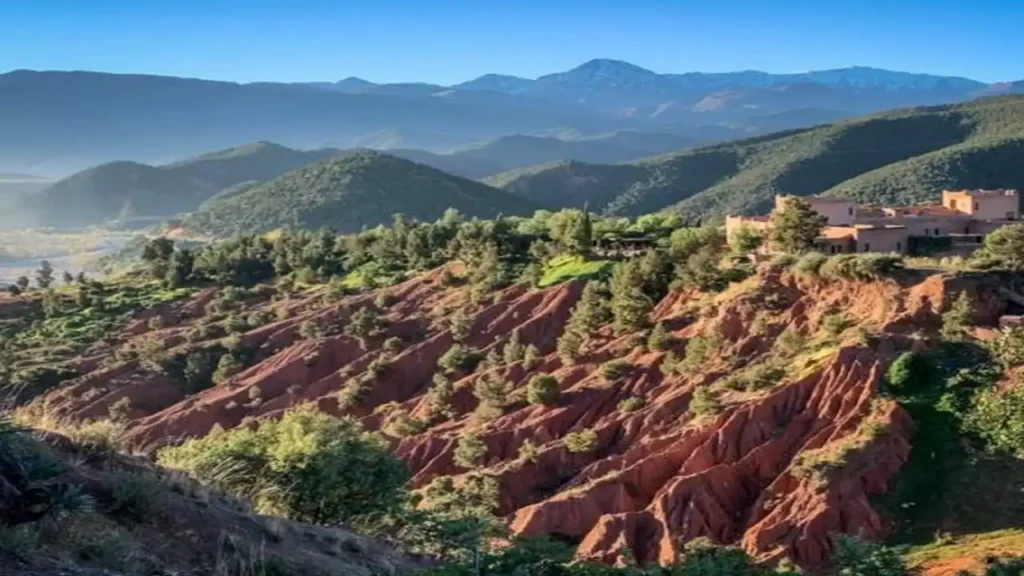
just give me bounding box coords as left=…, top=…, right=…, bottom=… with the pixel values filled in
left=569, top=58, right=657, bottom=76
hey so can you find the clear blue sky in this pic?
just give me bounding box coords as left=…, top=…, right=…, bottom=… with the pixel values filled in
left=1, top=0, right=1022, bottom=84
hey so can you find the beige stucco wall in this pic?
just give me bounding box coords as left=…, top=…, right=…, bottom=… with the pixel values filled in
left=775, top=195, right=856, bottom=226
left=725, top=216, right=771, bottom=243
left=943, top=190, right=1020, bottom=220
left=851, top=227, right=910, bottom=253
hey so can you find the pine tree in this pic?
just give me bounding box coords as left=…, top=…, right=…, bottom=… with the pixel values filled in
left=609, top=260, right=653, bottom=335
left=35, top=260, right=54, bottom=289
left=567, top=280, right=610, bottom=336
left=454, top=433, right=487, bottom=469
left=557, top=329, right=583, bottom=365
left=769, top=197, right=828, bottom=254
left=502, top=328, right=525, bottom=365
left=648, top=322, right=675, bottom=351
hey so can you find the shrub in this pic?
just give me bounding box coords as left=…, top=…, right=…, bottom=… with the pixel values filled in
left=979, top=223, right=1024, bottom=270
left=647, top=322, right=675, bottom=351
left=965, top=385, right=1024, bottom=458
left=556, top=330, right=583, bottom=365
left=346, top=306, right=383, bottom=343
left=298, top=320, right=323, bottom=340
left=158, top=405, right=408, bottom=525
left=775, top=329, right=806, bottom=355
left=454, top=433, right=487, bottom=469
left=682, top=333, right=722, bottom=369
left=107, top=470, right=165, bottom=522
left=689, top=386, right=721, bottom=418
left=941, top=291, right=973, bottom=341
left=383, top=336, right=403, bottom=355
left=449, top=311, right=471, bottom=342
left=438, top=344, right=482, bottom=374
left=660, top=351, right=681, bottom=376
left=820, top=313, right=853, bottom=338
left=563, top=429, right=598, bottom=453
left=425, top=373, right=455, bottom=421
left=726, top=362, right=786, bottom=392
left=832, top=535, right=908, bottom=576
left=522, top=344, right=540, bottom=370
left=473, top=375, right=511, bottom=419
left=526, top=374, right=559, bottom=406
left=992, top=326, right=1024, bottom=368
left=382, top=408, right=426, bottom=438
left=617, top=396, right=645, bottom=413
left=336, top=376, right=372, bottom=409
left=518, top=440, right=540, bottom=463
left=793, top=251, right=827, bottom=276
left=600, top=360, right=632, bottom=381
left=884, top=352, right=932, bottom=395
left=107, top=397, right=133, bottom=423
left=212, top=354, right=244, bottom=384
left=502, top=329, right=525, bottom=365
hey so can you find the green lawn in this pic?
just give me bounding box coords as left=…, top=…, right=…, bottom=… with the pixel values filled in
left=537, top=255, right=612, bottom=288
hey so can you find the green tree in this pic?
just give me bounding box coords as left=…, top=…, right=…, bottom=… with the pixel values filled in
left=941, top=292, right=973, bottom=341
left=526, top=374, right=560, bottom=405
left=556, top=329, right=583, bottom=365
left=61, top=270, right=74, bottom=285
left=158, top=405, right=409, bottom=525
left=502, top=328, right=525, bottom=365
left=832, top=535, right=908, bottom=576
left=15, top=276, right=30, bottom=292
left=979, top=223, right=1024, bottom=270
left=730, top=225, right=764, bottom=255
left=166, top=248, right=195, bottom=288
left=647, top=322, right=675, bottom=351
left=454, top=433, right=487, bottom=469
left=769, top=197, right=827, bottom=254
left=609, top=260, right=652, bottom=334
left=35, top=260, right=54, bottom=289
left=141, top=237, right=176, bottom=280
left=566, top=281, right=611, bottom=336
left=426, top=372, right=456, bottom=421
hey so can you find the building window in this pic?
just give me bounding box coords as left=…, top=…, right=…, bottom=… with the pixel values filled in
left=896, top=242, right=902, bottom=251
left=975, top=202, right=980, bottom=211
left=950, top=199, right=957, bottom=210
left=863, top=243, right=870, bottom=252
left=934, top=228, right=940, bottom=235
left=1008, top=212, right=1016, bottom=220
left=848, top=207, right=854, bottom=216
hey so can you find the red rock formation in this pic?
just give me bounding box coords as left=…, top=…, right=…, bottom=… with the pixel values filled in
left=30, top=267, right=1010, bottom=568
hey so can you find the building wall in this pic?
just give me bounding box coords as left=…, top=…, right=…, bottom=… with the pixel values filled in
left=775, top=195, right=856, bottom=226
left=899, top=216, right=972, bottom=237
left=851, top=227, right=910, bottom=253
left=943, top=190, right=1020, bottom=220
left=725, top=216, right=771, bottom=244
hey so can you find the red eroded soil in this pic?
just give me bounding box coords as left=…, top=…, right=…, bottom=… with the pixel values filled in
left=30, top=265, right=1011, bottom=568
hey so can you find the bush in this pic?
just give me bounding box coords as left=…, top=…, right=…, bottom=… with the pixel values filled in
left=158, top=405, right=408, bottom=525
left=454, top=433, right=487, bottom=469
left=689, top=386, right=721, bottom=418
left=832, top=535, right=908, bottom=576
left=647, top=322, right=675, bottom=351
left=425, top=373, right=455, bottom=421
left=979, top=223, right=1024, bottom=270
left=617, top=396, right=645, bottom=413
left=819, top=254, right=903, bottom=281
left=522, top=344, right=540, bottom=370
left=682, top=333, right=722, bottom=369
left=473, top=375, right=511, bottom=421
left=820, top=313, right=853, bottom=338
left=884, top=352, right=932, bottom=395
left=563, top=429, right=598, bottom=453
left=992, top=327, right=1024, bottom=368
left=726, top=362, right=785, bottom=392
left=526, top=374, right=560, bottom=406
left=941, top=292, right=973, bottom=341
left=518, top=440, right=540, bottom=463
left=502, top=329, right=525, bottom=365
left=966, top=385, right=1024, bottom=458
left=775, top=329, right=805, bottom=355
left=438, top=344, right=482, bottom=374
left=792, top=251, right=827, bottom=276
left=596, top=360, right=630, bottom=381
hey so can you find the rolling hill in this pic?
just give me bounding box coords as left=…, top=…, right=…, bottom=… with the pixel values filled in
left=389, top=130, right=701, bottom=179
left=182, top=150, right=538, bottom=235
left=22, top=142, right=345, bottom=228
left=486, top=95, right=1024, bottom=219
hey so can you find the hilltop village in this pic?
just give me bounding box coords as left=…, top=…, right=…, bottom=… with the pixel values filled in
left=727, top=189, right=1021, bottom=256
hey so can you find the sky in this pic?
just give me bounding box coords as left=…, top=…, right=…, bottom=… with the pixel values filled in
left=1, top=0, right=1022, bottom=84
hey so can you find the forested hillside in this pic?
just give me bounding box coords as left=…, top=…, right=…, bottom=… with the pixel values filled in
left=487, top=96, right=1024, bottom=219
left=183, top=150, right=537, bottom=235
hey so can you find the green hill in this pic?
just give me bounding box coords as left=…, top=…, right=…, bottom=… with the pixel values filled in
left=388, top=130, right=701, bottom=179
left=25, top=142, right=344, bottom=228
left=485, top=96, right=1024, bottom=219
left=182, top=150, right=539, bottom=235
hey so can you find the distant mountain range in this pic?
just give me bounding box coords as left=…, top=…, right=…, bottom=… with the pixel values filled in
left=2, top=60, right=1021, bottom=176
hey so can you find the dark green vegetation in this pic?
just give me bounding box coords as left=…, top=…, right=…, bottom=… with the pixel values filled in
left=392, top=131, right=700, bottom=180
left=24, top=142, right=344, bottom=228
left=485, top=96, right=1024, bottom=220
left=182, top=151, right=539, bottom=235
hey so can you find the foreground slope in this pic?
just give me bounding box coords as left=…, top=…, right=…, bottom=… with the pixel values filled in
left=0, top=420, right=414, bottom=575
left=488, top=95, right=1024, bottom=219
left=183, top=151, right=538, bottom=235
left=25, top=142, right=344, bottom=228
left=16, top=257, right=1022, bottom=569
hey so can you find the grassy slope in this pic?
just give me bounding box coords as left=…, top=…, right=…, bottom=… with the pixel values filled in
left=484, top=96, right=1024, bottom=220
left=183, top=150, right=539, bottom=235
